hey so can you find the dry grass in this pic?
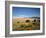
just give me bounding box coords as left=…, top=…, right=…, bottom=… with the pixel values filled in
left=12, top=18, right=40, bottom=31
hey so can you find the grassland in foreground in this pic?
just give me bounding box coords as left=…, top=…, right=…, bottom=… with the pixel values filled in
left=12, top=17, right=40, bottom=31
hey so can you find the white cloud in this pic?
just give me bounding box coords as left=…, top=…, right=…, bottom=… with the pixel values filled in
left=17, top=15, right=28, bottom=18
left=13, top=15, right=29, bottom=19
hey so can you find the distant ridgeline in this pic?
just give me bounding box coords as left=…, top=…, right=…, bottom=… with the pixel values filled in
left=31, top=17, right=40, bottom=19
left=24, top=16, right=40, bottom=20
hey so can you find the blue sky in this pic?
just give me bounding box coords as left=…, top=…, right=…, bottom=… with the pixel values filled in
left=12, top=7, right=40, bottom=17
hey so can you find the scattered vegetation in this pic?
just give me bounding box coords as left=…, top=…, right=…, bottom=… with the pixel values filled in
left=12, top=18, right=40, bottom=31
